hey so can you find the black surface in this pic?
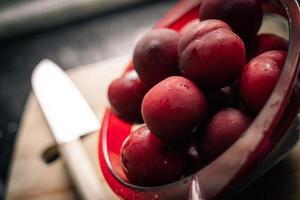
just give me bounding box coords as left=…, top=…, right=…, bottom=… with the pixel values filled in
left=0, top=0, right=176, bottom=196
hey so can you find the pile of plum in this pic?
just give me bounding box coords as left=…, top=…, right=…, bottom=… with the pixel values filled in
left=108, top=0, right=288, bottom=186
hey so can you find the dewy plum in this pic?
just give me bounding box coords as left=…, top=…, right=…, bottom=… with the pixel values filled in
left=142, top=76, right=207, bottom=145
left=240, top=50, right=287, bottom=114
left=199, top=108, right=252, bottom=161
left=108, top=70, right=149, bottom=122
left=179, top=28, right=246, bottom=88
left=121, top=125, right=185, bottom=186
left=199, top=0, right=263, bottom=41
left=248, top=33, right=288, bottom=59
left=178, top=19, right=231, bottom=56
left=133, top=28, right=179, bottom=86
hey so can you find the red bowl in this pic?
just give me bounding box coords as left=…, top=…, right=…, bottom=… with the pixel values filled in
left=98, top=0, right=300, bottom=199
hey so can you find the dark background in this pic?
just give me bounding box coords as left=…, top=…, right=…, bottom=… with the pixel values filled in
left=0, top=0, right=176, bottom=197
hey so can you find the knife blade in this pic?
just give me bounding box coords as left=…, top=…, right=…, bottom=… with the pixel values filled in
left=32, top=59, right=106, bottom=200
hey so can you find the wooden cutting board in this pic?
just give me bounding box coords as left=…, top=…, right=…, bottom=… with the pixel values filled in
left=5, top=56, right=132, bottom=200
left=5, top=53, right=300, bottom=199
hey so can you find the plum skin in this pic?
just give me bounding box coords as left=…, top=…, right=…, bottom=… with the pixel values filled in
left=199, top=0, right=263, bottom=41
left=179, top=28, right=246, bottom=88
left=121, top=125, right=185, bottom=186
left=142, top=76, right=208, bottom=145
left=108, top=70, right=149, bottom=122
left=178, top=19, right=231, bottom=57
left=133, top=28, right=180, bottom=86
left=248, top=33, right=288, bottom=60
left=199, top=108, right=252, bottom=162
left=240, top=50, right=287, bottom=114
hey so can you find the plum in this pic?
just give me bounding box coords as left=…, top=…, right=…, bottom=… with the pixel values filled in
left=248, top=33, right=288, bottom=59
left=142, top=76, right=207, bottom=145
left=240, top=50, right=287, bottom=114
left=121, top=125, right=185, bottom=186
left=178, top=19, right=231, bottom=56
left=199, top=108, right=252, bottom=162
left=133, top=28, right=180, bottom=86
left=108, top=70, right=149, bottom=122
left=199, top=0, right=263, bottom=41
left=179, top=28, right=246, bottom=88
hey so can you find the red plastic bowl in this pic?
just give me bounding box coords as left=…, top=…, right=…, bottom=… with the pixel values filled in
left=98, top=0, right=300, bottom=199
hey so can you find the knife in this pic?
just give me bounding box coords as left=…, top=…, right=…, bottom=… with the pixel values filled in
left=32, top=59, right=106, bottom=200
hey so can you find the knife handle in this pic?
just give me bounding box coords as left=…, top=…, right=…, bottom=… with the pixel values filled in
left=59, top=139, right=106, bottom=200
